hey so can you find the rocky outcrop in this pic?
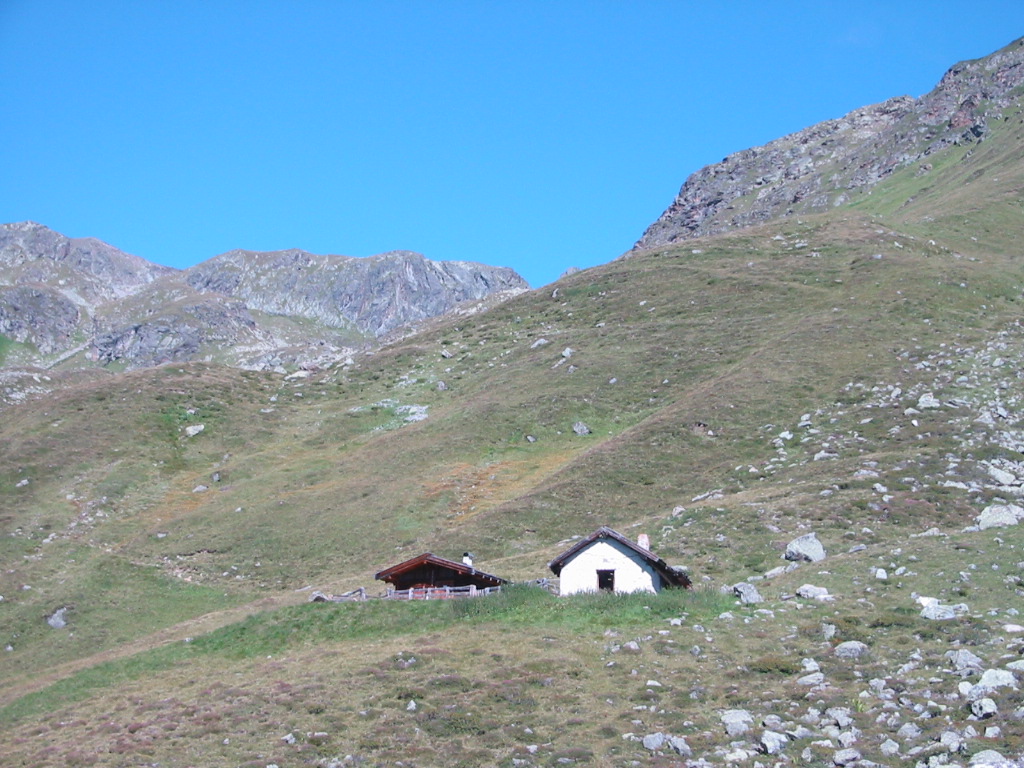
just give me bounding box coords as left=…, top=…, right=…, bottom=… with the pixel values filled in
left=90, top=295, right=261, bottom=368
left=0, top=221, right=174, bottom=305
left=0, top=223, right=529, bottom=370
left=184, top=248, right=529, bottom=337
left=635, top=37, right=1024, bottom=249
left=0, top=285, right=80, bottom=354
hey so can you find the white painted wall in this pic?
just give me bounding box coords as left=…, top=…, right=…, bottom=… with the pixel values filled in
left=558, top=539, right=662, bottom=596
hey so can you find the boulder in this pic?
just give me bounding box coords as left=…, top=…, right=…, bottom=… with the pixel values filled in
left=46, top=607, right=68, bottom=629
left=797, top=584, right=831, bottom=601
left=666, top=735, right=692, bottom=757
left=642, top=732, right=665, bottom=751
left=785, top=533, right=826, bottom=562
left=947, top=648, right=984, bottom=674
left=833, top=748, right=861, bottom=766
left=760, top=730, right=789, bottom=755
left=721, top=709, right=754, bottom=737
left=977, top=504, right=1024, bottom=530
left=797, top=672, right=825, bottom=686
left=921, top=603, right=957, bottom=620
left=834, top=641, right=868, bottom=660
left=970, top=698, right=997, bottom=718
left=969, top=749, right=1008, bottom=765
left=733, top=582, right=764, bottom=605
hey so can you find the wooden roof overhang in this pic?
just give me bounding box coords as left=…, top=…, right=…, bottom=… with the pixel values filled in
left=374, top=553, right=507, bottom=591
left=547, top=526, right=691, bottom=588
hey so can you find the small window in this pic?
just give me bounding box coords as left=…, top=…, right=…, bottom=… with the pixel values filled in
left=597, top=569, right=615, bottom=592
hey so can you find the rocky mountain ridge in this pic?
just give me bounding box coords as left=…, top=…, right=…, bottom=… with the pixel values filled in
left=0, top=222, right=528, bottom=370
left=635, top=37, right=1024, bottom=249
left=185, top=247, right=527, bottom=337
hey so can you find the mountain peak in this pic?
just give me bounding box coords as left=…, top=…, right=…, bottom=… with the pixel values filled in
left=634, top=36, right=1024, bottom=250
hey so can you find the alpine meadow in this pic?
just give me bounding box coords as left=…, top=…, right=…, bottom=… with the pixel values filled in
left=3, top=36, right=1024, bottom=768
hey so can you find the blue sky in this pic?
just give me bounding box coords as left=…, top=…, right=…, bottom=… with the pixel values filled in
left=3, top=2, right=1023, bottom=287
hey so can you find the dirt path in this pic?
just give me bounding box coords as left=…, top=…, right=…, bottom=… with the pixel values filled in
left=3, top=592, right=306, bottom=702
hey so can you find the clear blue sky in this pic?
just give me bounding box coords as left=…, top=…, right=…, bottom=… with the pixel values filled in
left=3, top=2, right=1023, bottom=287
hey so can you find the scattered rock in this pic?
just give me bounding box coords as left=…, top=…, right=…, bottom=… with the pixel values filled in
left=184, top=424, right=205, bottom=437
left=46, top=607, right=69, bottom=629
left=572, top=421, right=591, bottom=436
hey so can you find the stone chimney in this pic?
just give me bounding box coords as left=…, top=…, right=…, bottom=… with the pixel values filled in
left=462, top=552, right=474, bottom=567
left=637, top=534, right=650, bottom=550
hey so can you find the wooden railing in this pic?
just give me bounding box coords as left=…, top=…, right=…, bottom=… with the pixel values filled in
left=383, top=585, right=502, bottom=600
left=310, top=584, right=502, bottom=602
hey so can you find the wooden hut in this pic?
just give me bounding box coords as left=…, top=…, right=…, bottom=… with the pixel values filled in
left=374, top=552, right=506, bottom=599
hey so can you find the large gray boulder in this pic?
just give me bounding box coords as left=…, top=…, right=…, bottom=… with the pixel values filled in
left=733, top=582, right=764, bottom=605
left=721, top=709, right=754, bottom=737
left=977, top=504, right=1024, bottom=530
left=785, top=533, right=826, bottom=562
left=834, top=641, right=869, bottom=660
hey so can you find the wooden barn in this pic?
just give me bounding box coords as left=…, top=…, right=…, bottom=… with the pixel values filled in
left=547, top=526, right=691, bottom=596
left=374, top=552, right=506, bottom=599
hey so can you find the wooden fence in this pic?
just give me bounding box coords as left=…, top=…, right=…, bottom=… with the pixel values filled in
left=383, top=584, right=502, bottom=600
left=310, top=585, right=502, bottom=603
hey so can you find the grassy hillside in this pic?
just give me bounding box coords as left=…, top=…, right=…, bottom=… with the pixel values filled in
left=2, top=102, right=1024, bottom=766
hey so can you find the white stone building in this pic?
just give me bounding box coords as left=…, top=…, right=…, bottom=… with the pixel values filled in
left=547, top=526, right=690, bottom=596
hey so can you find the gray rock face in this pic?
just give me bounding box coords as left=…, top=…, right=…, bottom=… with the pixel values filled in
left=634, top=39, right=1024, bottom=250
left=0, top=285, right=80, bottom=354
left=0, top=223, right=529, bottom=371
left=184, top=248, right=528, bottom=337
left=0, top=221, right=173, bottom=304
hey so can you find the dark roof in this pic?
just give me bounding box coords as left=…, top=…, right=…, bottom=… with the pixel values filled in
left=547, top=526, right=691, bottom=588
left=374, top=553, right=507, bottom=587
